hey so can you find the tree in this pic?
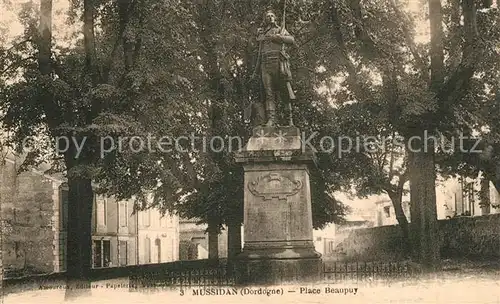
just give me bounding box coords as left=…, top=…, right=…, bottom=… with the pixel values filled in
left=319, top=0, right=498, bottom=268
left=1, top=0, right=201, bottom=297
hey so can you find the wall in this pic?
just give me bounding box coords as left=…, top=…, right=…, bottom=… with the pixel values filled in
left=439, top=214, right=500, bottom=258
left=374, top=200, right=411, bottom=227
left=335, top=225, right=406, bottom=261
left=1, top=158, right=59, bottom=275
left=337, top=214, right=500, bottom=261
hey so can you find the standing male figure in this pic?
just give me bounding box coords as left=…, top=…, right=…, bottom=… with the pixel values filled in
left=257, top=9, right=296, bottom=126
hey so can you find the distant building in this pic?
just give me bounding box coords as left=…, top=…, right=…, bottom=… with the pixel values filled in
left=137, top=207, right=179, bottom=264
left=90, top=195, right=179, bottom=269
left=90, top=194, right=138, bottom=269
left=313, top=207, right=375, bottom=258
left=178, top=219, right=244, bottom=260
left=1, top=153, right=179, bottom=277
left=438, top=175, right=500, bottom=218
left=179, top=218, right=210, bottom=260
left=373, top=200, right=410, bottom=227
left=313, top=223, right=335, bottom=258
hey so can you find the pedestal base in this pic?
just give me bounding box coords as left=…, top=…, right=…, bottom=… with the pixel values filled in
left=235, top=257, right=322, bottom=285
left=234, top=125, right=322, bottom=285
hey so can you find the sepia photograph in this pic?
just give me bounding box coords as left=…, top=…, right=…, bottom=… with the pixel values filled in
left=0, top=0, right=499, bottom=303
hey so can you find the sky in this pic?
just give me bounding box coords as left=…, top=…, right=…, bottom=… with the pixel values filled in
left=1, top=0, right=77, bottom=46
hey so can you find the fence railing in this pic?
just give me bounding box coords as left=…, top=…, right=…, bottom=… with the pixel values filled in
left=129, top=259, right=235, bottom=288
left=2, top=259, right=417, bottom=293
left=322, top=260, right=415, bottom=282
left=130, top=260, right=416, bottom=287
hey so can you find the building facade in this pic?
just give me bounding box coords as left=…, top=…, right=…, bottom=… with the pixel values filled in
left=1, top=156, right=63, bottom=275
left=137, top=207, right=179, bottom=264
left=91, top=195, right=139, bottom=269
left=438, top=175, right=500, bottom=218
left=373, top=200, right=411, bottom=227
left=1, top=153, right=179, bottom=277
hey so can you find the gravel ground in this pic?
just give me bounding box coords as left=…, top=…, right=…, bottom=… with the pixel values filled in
left=2, top=269, right=499, bottom=304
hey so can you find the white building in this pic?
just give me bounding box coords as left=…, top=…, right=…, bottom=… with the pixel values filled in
left=137, top=208, right=179, bottom=264
left=438, top=175, right=500, bottom=218
left=373, top=199, right=410, bottom=227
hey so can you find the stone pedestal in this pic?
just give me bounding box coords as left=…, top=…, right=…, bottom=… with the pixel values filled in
left=234, top=126, right=321, bottom=285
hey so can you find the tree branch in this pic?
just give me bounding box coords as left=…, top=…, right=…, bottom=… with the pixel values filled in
left=389, top=0, right=429, bottom=82
left=3, top=39, right=31, bottom=53
left=102, top=0, right=137, bottom=82
left=0, top=56, right=36, bottom=76
left=83, top=0, right=101, bottom=86
left=437, top=0, right=478, bottom=110
left=329, top=1, right=372, bottom=100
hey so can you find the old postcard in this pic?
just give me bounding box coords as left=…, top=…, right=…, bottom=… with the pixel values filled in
left=1, top=0, right=499, bottom=303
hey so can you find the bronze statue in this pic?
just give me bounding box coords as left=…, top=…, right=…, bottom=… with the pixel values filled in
left=246, top=9, right=296, bottom=127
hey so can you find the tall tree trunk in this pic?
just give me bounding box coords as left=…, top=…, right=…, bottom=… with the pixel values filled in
left=429, top=0, right=445, bottom=91
left=64, top=0, right=98, bottom=297
left=117, top=0, right=135, bottom=73
left=207, top=222, right=219, bottom=259
left=64, top=174, right=94, bottom=299
left=479, top=175, right=491, bottom=215
left=388, top=192, right=410, bottom=256
left=38, top=0, right=52, bottom=76
left=227, top=219, right=242, bottom=259
left=406, top=0, right=446, bottom=270
left=448, top=0, right=461, bottom=71
left=83, top=0, right=99, bottom=85
left=408, top=137, right=439, bottom=269
left=198, top=2, right=226, bottom=254
left=64, top=144, right=94, bottom=299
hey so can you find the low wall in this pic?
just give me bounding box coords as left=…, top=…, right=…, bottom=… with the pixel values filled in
left=335, top=225, right=405, bottom=261
left=439, top=214, right=500, bottom=258
left=337, top=214, right=500, bottom=261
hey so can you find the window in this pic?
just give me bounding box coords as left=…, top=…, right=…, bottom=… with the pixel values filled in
left=462, top=182, right=474, bottom=216
left=142, top=210, right=150, bottom=227
left=93, top=240, right=111, bottom=268
left=59, top=234, right=67, bottom=271
left=155, top=238, right=161, bottom=263
left=97, top=196, right=107, bottom=226
left=119, top=202, right=128, bottom=227
left=383, top=206, right=391, bottom=218
left=60, top=188, right=68, bottom=230
left=103, top=197, right=107, bottom=225
left=160, top=215, right=167, bottom=228
left=454, top=193, right=458, bottom=212
left=14, top=241, right=21, bottom=258
left=93, top=241, right=101, bottom=268
left=119, top=241, right=128, bottom=266
left=328, top=240, right=335, bottom=254
left=144, top=237, right=151, bottom=263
